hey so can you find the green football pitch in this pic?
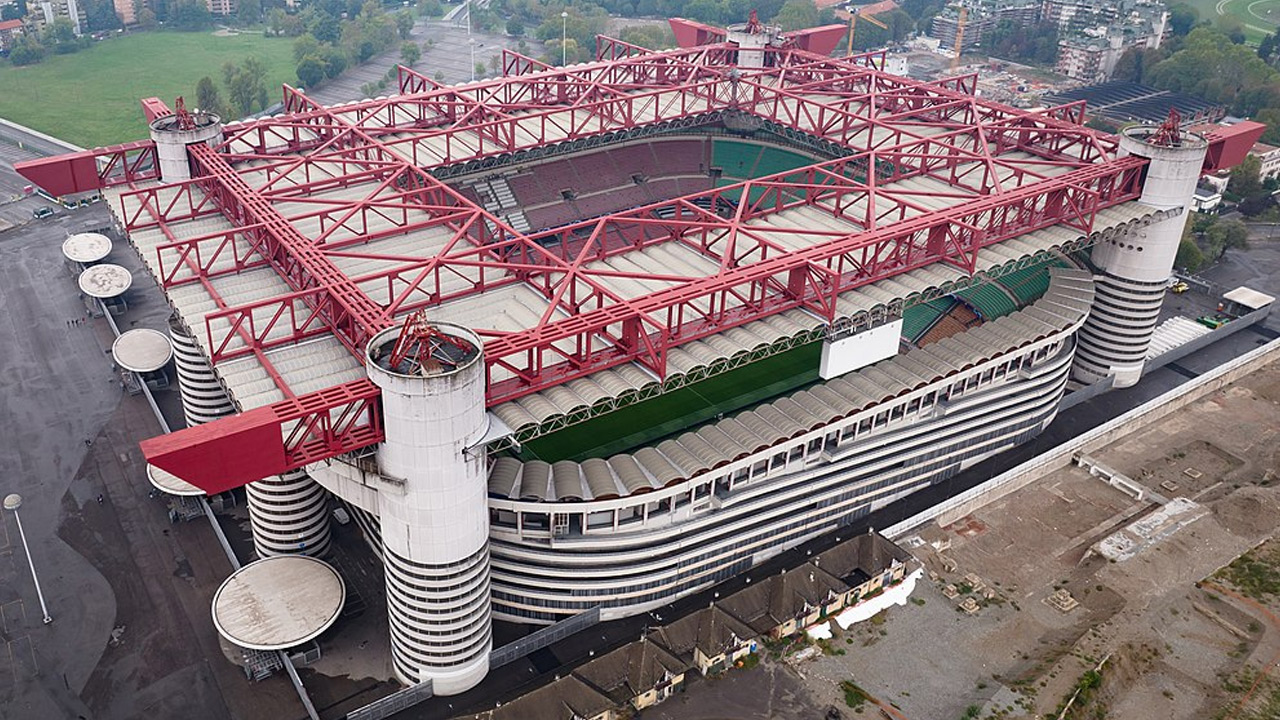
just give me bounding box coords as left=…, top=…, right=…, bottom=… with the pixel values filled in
left=521, top=341, right=823, bottom=463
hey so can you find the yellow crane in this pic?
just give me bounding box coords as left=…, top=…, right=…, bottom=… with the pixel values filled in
left=841, top=7, right=890, bottom=56
left=950, top=6, right=968, bottom=70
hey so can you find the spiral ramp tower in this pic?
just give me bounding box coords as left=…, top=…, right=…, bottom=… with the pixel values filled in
left=169, top=319, right=331, bottom=558
left=365, top=320, right=492, bottom=695
left=1073, top=119, right=1209, bottom=388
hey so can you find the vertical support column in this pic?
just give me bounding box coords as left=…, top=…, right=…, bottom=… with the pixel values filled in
left=366, top=323, right=492, bottom=695
left=169, top=319, right=235, bottom=426
left=170, top=318, right=331, bottom=558
left=245, top=470, right=333, bottom=558
left=1073, top=127, right=1208, bottom=388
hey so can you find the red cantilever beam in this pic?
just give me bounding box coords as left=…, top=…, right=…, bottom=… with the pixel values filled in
left=143, top=379, right=384, bottom=493
left=14, top=140, right=160, bottom=197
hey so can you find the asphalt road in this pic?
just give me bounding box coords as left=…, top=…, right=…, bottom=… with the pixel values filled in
left=0, top=137, right=306, bottom=720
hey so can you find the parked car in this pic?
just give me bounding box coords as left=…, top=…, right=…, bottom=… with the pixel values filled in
left=32, top=207, right=55, bottom=219
left=332, top=507, right=351, bottom=525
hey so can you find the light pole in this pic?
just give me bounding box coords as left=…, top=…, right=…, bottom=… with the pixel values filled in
left=4, top=494, right=52, bottom=625
left=469, top=37, right=476, bottom=82
left=561, top=11, right=568, bottom=66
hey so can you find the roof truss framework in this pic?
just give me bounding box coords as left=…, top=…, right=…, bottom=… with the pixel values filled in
left=120, top=42, right=1147, bottom=486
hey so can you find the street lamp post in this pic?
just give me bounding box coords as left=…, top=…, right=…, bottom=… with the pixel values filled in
left=3, top=494, right=52, bottom=625
left=469, top=37, right=476, bottom=82
left=561, top=11, right=568, bottom=66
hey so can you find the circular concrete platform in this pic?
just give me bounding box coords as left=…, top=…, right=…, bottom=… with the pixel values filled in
left=212, top=555, right=345, bottom=651
left=145, top=463, right=204, bottom=497
left=78, top=264, right=132, bottom=299
left=112, top=329, right=173, bottom=373
left=62, top=233, right=112, bottom=264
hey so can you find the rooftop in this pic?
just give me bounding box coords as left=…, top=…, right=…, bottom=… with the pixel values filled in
left=107, top=38, right=1152, bottom=490
left=211, top=555, right=345, bottom=651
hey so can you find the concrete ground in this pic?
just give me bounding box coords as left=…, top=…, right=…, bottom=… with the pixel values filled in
left=0, top=138, right=313, bottom=719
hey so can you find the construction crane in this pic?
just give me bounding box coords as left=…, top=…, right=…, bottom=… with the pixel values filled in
left=842, top=6, right=890, bottom=56
left=950, top=6, right=967, bottom=71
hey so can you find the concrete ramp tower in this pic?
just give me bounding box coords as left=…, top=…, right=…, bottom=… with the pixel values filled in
left=148, top=98, right=222, bottom=183
left=1073, top=113, right=1208, bottom=388
left=366, top=317, right=492, bottom=694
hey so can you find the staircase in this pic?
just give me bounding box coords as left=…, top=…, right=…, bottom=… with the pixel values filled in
left=472, top=175, right=531, bottom=235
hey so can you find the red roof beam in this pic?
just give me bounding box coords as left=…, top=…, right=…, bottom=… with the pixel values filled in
left=116, top=178, right=223, bottom=232
left=14, top=140, right=160, bottom=198
left=142, top=378, right=384, bottom=494
left=480, top=157, right=1145, bottom=403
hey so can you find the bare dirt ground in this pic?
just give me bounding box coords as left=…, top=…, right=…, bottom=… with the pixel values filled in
left=658, top=359, right=1280, bottom=720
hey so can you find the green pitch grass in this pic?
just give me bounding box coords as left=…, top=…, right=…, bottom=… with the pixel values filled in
left=520, top=341, right=823, bottom=463
left=0, top=31, right=296, bottom=148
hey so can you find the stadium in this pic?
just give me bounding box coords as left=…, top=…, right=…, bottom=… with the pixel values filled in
left=15, top=14, right=1260, bottom=696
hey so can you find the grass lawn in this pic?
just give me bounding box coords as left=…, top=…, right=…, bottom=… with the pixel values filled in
left=521, top=341, right=823, bottom=463
left=1181, top=0, right=1276, bottom=43
left=0, top=31, right=296, bottom=148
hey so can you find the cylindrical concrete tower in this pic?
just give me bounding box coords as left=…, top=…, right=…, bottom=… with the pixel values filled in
left=170, top=318, right=332, bottom=557
left=1073, top=124, right=1208, bottom=388
left=365, top=321, right=492, bottom=694
left=148, top=106, right=223, bottom=183
left=169, top=319, right=236, bottom=426
left=245, top=469, right=332, bottom=558
left=726, top=12, right=780, bottom=69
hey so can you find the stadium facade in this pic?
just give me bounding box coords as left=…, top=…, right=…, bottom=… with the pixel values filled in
left=17, top=17, right=1260, bottom=695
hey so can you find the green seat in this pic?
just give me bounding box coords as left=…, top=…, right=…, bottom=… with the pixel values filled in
left=956, top=282, right=1017, bottom=320
left=901, top=297, right=954, bottom=341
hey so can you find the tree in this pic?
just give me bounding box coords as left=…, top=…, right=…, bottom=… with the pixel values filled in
left=195, top=75, right=227, bottom=117
left=322, top=45, right=346, bottom=77
left=296, top=55, right=326, bottom=88
left=1260, top=31, right=1277, bottom=63
left=1258, top=108, right=1280, bottom=145
left=1168, top=3, right=1198, bottom=36
left=136, top=5, right=157, bottom=28
left=1111, top=46, right=1164, bottom=84
left=771, top=0, right=818, bottom=31
left=84, top=0, right=122, bottom=31
left=1175, top=234, right=1205, bottom=272
left=223, top=56, right=270, bottom=116
left=41, top=17, right=79, bottom=54
left=267, top=7, right=287, bottom=35
left=0, top=0, right=26, bottom=21
left=394, top=9, right=413, bottom=39
left=8, top=36, right=45, bottom=66
left=237, top=0, right=262, bottom=26
left=418, top=0, right=443, bottom=17
left=489, top=52, right=501, bottom=75
left=1205, top=218, right=1249, bottom=257
left=293, top=33, right=321, bottom=62
left=434, top=70, right=445, bottom=82
left=169, top=0, right=212, bottom=30
left=400, top=40, right=420, bottom=66
left=618, top=24, right=674, bottom=49
left=1229, top=154, right=1264, bottom=200
left=506, top=18, right=524, bottom=36
left=1147, top=28, right=1280, bottom=116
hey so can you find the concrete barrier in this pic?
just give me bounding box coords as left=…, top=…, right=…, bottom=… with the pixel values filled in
left=886, top=336, right=1280, bottom=538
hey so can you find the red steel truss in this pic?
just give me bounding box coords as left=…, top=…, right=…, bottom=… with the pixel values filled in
left=28, top=35, right=1169, bottom=490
